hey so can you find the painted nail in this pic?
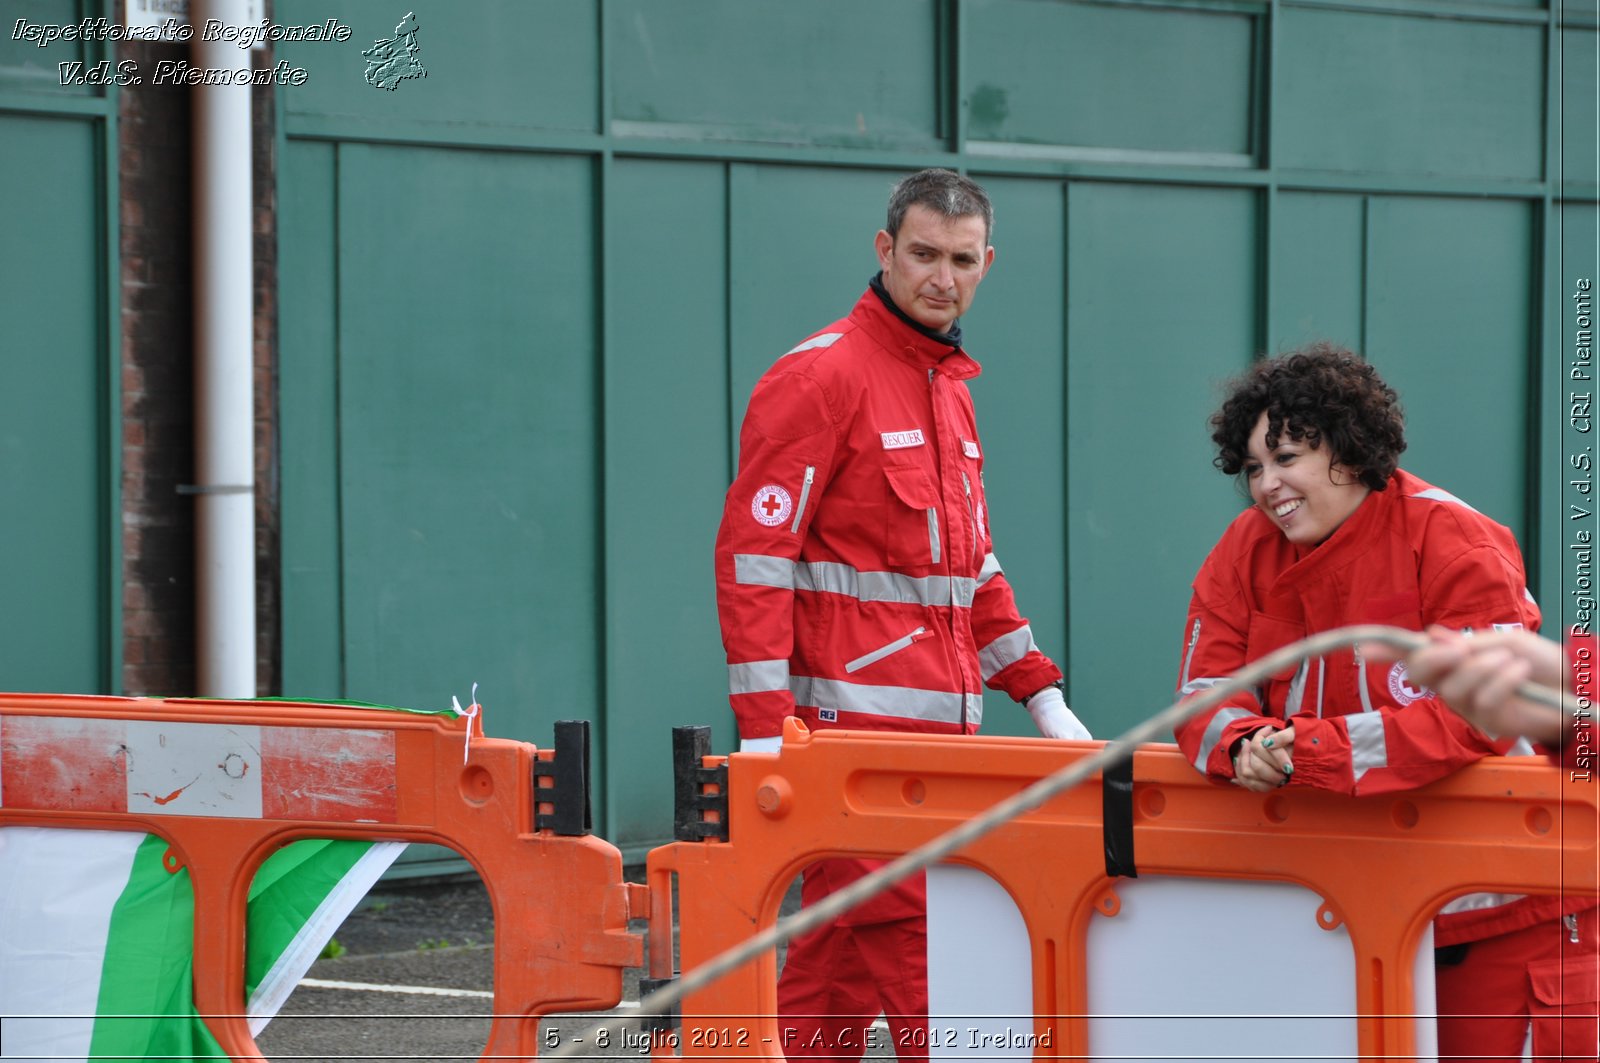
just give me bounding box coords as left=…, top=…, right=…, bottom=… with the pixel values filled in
left=1283, top=762, right=1294, bottom=775
left=1262, top=736, right=1275, bottom=749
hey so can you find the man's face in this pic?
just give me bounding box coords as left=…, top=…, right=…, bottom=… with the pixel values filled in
left=874, top=204, right=994, bottom=333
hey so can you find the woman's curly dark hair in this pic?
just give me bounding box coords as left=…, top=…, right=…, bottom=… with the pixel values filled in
left=1211, top=343, right=1406, bottom=492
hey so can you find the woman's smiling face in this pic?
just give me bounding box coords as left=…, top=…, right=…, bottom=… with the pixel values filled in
left=1244, top=411, right=1370, bottom=546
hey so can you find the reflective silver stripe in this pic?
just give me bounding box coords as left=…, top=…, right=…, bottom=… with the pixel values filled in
left=735, top=555, right=978, bottom=607
left=927, top=508, right=941, bottom=564
left=1315, top=658, right=1326, bottom=717
left=1179, top=676, right=1227, bottom=697
left=728, top=659, right=790, bottom=695
left=977, top=552, right=1003, bottom=587
left=1439, top=891, right=1527, bottom=915
left=791, top=466, right=815, bottom=533
left=1285, top=660, right=1309, bottom=715
left=1181, top=618, right=1202, bottom=689
left=1408, top=486, right=1480, bottom=513
left=978, top=624, right=1038, bottom=682
left=791, top=675, right=982, bottom=726
left=733, top=553, right=795, bottom=589
left=1193, top=706, right=1254, bottom=772
left=1346, top=711, right=1388, bottom=782
left=795, top=561, right=976, bottom=608
left=845, top=627, right=925, bottom=673
left=1506, top=737, right=1536, bottom=757
left=786, top=332, right=844, bottom=355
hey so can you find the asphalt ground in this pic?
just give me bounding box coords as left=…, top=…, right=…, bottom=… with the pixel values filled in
left=252, top=872, right=898, bottom=1062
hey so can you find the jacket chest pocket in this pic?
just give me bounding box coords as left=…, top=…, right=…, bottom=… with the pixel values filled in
left=883, top=465, right=941, bottom=567
left=1245, top=611, right=1306, bottom=716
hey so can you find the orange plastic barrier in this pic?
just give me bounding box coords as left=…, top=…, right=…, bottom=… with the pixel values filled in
left=0, top=693, right=644, bottom=1061
left=647, top=717, right=1599, bottom=1060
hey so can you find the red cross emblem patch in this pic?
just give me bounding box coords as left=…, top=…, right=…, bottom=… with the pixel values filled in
left=1386, top=662, right=1430, bottom=706
left=751, top=484, right=793, bottom=527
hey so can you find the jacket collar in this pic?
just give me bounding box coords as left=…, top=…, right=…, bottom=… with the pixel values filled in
left=857, top=275, right=982, bottom=380
left=1268, top=472, right=1400, bottom=588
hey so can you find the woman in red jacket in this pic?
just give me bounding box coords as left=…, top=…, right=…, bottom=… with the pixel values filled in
left=1173, top=344, right=1596, bottom=1060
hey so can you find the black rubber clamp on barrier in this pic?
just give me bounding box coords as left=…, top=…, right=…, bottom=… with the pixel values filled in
left=638, top=976, right=681, bottom=1031
left=534, top=719, right=593, bottom=836
left=672, top=726, right=729, bottom=842
left=1102, top=744, right=1138, bottom=878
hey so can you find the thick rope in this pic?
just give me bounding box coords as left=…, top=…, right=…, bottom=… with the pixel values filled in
left=543, top=623, right=1570, bottom=1057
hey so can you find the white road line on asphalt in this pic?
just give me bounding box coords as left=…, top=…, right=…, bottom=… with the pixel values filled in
left=299, top=978, right=494, bottom=999
left=296, top=982, right=889, bottom=1036
left=296, top=982, right=650, bottom=1011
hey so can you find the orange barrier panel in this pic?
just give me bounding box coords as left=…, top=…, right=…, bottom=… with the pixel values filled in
left=647, top=717, right=1598, bottom=1060
left=0, top=693, right=644, bottom=1061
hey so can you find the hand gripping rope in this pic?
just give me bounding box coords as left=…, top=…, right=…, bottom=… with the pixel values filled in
left=544, top=623, right=1574, bottom=1059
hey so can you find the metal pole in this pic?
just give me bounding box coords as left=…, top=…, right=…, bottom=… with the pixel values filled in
left=191, top=0, right=256, bottom=698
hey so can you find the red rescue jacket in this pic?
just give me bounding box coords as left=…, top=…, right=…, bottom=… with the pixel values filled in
left=715, top=287, right=1061, bottom=741
left=1174, top=470, right=1590, bottom=943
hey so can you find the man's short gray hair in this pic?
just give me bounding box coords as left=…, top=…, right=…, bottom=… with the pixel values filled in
left=885, top=168, right=993, bottom=244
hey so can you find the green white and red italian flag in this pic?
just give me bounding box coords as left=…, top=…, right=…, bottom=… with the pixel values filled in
left=0, top=696, right=482, bottom=1060
left=0, top=827, right=404, bottom=1060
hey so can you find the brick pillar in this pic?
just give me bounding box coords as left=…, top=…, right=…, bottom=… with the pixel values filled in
left=118, top=17, right=278, bottom=697
left=253, top=63, right=280, bottom=697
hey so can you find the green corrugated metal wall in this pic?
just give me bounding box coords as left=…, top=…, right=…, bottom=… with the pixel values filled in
left=0, top=0, right=1584, bottom=863
left=275, top=0, right=1597, bottom=861
left=0, top=0, right=119, bottom=696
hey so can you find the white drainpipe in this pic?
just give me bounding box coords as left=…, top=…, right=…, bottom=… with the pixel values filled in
left=191, top=0, right=255, bottom=698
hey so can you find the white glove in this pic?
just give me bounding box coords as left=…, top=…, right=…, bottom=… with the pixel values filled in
left=739, top=735, right=782, bottom=753
left=1027, top=685, right=1092, bottom=740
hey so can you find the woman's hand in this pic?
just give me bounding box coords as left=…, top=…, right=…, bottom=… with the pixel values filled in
left=1232, top=726, right=1295, bottom=791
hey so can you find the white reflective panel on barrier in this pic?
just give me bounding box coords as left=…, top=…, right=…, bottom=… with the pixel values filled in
left=1085, top=876, right=1436, bottom=1062
left=927, top=864, right=1034, bottom=1059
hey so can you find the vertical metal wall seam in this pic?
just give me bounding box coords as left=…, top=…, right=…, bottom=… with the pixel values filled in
left=1259, top=0, right=1278, bottom=355
left=102, top=33, right=122, bottom=694
left=1359, top=194, right=1371, bottom=357
left=331, top=141, right=347, bottom=698
left=271, top=47, right=288, bottom=698
left=1530, top=198, right=1551, bottom=600
left=595, top=0, right=614, bottom=838
left=1059, top=178, right=1072, bottom=692
left=949, top=0, right=967, bottom=160
left=724, top=163, right=738, bottom=485
left=1530, top=8, right=1558, bottom=599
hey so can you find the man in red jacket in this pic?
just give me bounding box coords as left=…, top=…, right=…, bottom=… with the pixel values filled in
left=713, top=168, right=1089, bottom=1062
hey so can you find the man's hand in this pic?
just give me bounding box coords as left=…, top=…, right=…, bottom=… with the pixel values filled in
left=1396, top=625, right=1568, bottom=744
left=1231, top=726, right=1294, bottom=792
left=1027, top=685, right=1093, bottom=740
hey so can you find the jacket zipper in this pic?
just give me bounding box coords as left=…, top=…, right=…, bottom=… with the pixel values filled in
left=1182, top=618, right=1202, bottom=688
left=922, top=368, right=944, bottom=567
left=845, top=626, right=930, bottom=673
left=791, top=465, right=815, bottom=533
left=1353, top=644, right=1375, bottom=713
left=929, top=365, right=974, bottom=729
left=961, top=471, right=979, bottom=563
left=1568, top=913, right=1581, bottom=943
